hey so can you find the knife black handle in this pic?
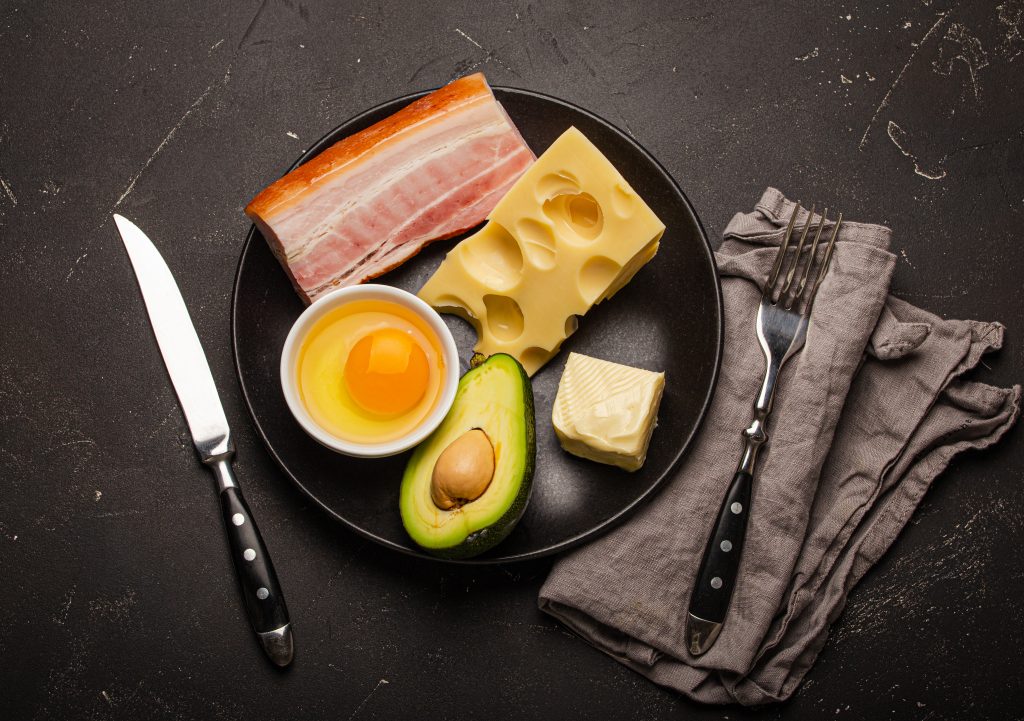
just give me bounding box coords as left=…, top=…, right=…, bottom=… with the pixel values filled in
left=686, top=470, right=752, bottom=653
left=213, top=464, right=293, bottom=667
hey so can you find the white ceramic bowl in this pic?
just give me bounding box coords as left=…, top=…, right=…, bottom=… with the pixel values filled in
left=280, top=284, right=460, bottom=458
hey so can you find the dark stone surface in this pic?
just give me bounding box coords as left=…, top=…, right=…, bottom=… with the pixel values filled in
left=1, top=1, right=1021, bottom=719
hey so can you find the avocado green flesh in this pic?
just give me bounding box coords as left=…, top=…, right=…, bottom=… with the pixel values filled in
left=400, top=354, right=535, bottom=559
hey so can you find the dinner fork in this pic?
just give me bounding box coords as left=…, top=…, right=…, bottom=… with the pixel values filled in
left=686, top=203, right=842, bottom=656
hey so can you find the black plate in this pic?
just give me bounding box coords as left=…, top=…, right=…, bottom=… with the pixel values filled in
left=231, top=87, right=722, bottom=564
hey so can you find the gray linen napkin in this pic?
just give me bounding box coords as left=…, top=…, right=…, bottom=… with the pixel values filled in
left=538, top=188, right=1020, bottom=705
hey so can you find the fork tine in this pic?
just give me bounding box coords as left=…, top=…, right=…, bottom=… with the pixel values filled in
left=786, top=208, right=828, bottom=310
left=763, top=202, right=801, bottom=299
left=805, top=212, right=842, bottom=312
left=778, top=203, right=815, bottom=302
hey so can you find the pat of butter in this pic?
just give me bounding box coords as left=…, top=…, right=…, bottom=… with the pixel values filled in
left=552, top=352, right=665, bottom=472
left=418, top=127, right=665, bottom=376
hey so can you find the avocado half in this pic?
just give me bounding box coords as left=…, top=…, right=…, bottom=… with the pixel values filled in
left=400, top=353, right=535, bottom=559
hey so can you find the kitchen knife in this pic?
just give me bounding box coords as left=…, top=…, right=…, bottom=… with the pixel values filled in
left=114, top=214, right=293, bottom=667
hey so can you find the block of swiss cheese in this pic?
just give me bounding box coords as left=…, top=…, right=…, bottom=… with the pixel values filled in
left=417, top=126, right=665, bottom=375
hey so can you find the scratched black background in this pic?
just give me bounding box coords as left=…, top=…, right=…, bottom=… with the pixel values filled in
left=1, top=1, right=1022, bottom=719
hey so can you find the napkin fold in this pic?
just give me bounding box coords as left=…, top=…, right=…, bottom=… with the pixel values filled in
left=538, top=188, right=1020, bottom=705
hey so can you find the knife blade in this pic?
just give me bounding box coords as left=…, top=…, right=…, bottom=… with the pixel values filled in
left=114, top=214, right=293, bottom=667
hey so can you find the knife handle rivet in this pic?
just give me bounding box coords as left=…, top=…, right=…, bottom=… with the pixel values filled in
left=232, top=513, right=245, bottom=526
left=710, top=577, right=723, bottom=590
left=730, top=502, right=743, bottom=515
left=243, top=548, right=256, bottom=561
left=256, top=587, right=269, bottom=600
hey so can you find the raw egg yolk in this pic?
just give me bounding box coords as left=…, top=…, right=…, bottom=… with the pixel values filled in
left=343, top=329, right=430, bottom=417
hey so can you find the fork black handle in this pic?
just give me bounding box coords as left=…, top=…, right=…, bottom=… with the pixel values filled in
left=686, top=470, right=753, bottom=654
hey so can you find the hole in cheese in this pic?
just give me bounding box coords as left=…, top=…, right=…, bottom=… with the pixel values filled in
left=535, top=171, right=581, bottom=201
left=543, top=192, right=604, bottom=243
left=516, top=218, right=558, bottom=270
left=578, top=256, right=622, bottom=305
left=611, top=184, right=637, bottom=218
left=433, top=294, right=473, bottom=314
left=460, top=223, right=523, bottom=291
left=483, top=294, right=525, bottom=342
left=519, top=346, right=554, bottom=376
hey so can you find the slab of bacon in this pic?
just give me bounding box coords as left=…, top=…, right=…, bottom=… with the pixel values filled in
left=245, top=73, right=535, bottom=303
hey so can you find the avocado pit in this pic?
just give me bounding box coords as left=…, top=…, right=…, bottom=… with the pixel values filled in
left=430, top=429, right=495, bottom=510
